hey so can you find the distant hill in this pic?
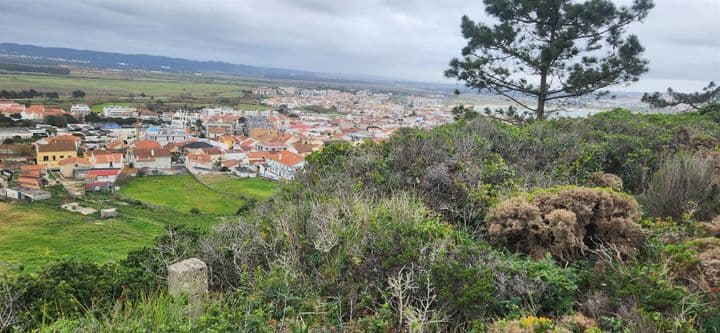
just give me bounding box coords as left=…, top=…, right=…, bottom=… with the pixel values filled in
left=0, top=43, right=324, bottom=80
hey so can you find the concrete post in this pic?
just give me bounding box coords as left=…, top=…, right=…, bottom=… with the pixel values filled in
left=167, top=258, right=208, bottom=317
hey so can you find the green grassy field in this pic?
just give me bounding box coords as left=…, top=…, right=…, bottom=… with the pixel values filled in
left=120, top=175, right=243, bottom=215
left=199, top=176, right=278, bottom=200
left=0, top=176, right=277, bottom=274
left=120, top=175, right=278, bottom=215
left=0, top=196, right=220, bottom=273
left=0, top=73, right=251, bottom=99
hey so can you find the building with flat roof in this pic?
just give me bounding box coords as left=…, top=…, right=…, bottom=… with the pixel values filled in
left=71, top=104, right=91, bottom=118
left=103, top=106, right=138, bottom=119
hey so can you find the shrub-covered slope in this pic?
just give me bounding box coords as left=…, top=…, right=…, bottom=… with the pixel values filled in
left=2, top=107, right=720, bottom=332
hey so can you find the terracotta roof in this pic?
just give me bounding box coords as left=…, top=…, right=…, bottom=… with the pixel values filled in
left=36, top=142, right=76, bottom=153
left=221, top=159, right=240, bottom=168
left=26, top=105, right=44, bottom=113
left=269, top=151, right=304, bottom=167
left=247, top=151, right=274, bottom=161
left=20, top=170, right=41, bottom=178
left=290, top=123, right=312, bottom=130
left=18, top=176, right=42, bottom=189
left=259, top=142, right=286, bottom=148
left=106, top=140, right=127, bottom=150
left=293, top=143, right=317, bottom=155
left=134, top=140, right=162, bottom=149
left=187, top=154, right=212, bottom=164
left=202, top=147, right=223, bottom=155
left=135, top=148, right=171, bottom=160
left=44, top=108, right=65, bottom=117
left=87, top=169, right=121, bottom=177
left=92, top=153, right=123, bottom=165
left=20, top=164, right=47, bottom=172
left=0, top=102, right=25, bottom=114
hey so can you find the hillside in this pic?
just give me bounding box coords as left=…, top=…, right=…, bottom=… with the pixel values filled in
left=0, top=43, right=322, bottom=80
left=2, top=106, right=719, bottom=332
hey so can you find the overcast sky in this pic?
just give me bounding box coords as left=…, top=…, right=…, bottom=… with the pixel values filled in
left=0, top=0, right=718, bottom=91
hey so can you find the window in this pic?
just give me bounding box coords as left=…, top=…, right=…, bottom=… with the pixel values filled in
left=52, top=155, right=56, bottom=161
left=43, top=156, right=49, bottom=161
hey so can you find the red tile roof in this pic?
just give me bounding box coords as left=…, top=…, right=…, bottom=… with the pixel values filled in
left=87, top=169, right=121, bottom=177
left=134, top=148, right=171, bottom=160
left=20, top=164, right=47, bottom=172
left=269, top=151, right=304, bottom=167
left=187, top=154, right=211, bottom=163
left=92, top=152, right=123, bottom=165
left=134, top=140, right=161, bottom=149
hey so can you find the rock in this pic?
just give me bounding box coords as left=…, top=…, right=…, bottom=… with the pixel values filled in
left=168, top=258, right=208, bottom=317
left=100, top=208, right=118, bottom=219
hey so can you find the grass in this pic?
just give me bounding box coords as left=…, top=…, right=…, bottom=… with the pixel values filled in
left=199, top=175, right=278, bottom=200
left=0, top=176, right=277, bottom=274
left=0, top=73, right=252, bottom=100
left=120, top=175, right=277, bottom=215
left=0, top=195, right=224, bottom=274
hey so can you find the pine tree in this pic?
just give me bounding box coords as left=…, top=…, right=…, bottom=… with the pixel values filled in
left=446, top=0, right=654, bottom=120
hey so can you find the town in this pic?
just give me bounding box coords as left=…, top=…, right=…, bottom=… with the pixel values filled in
left=0, top=86, right=456, bottom=201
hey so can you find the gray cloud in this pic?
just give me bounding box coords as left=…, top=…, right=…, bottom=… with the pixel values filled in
left=0, top=0, right=717, bottom=91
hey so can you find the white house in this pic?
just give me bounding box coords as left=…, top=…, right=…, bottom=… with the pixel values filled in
left=70, top=104, right=91, bottom=118
left=89, top=151, right=124, bottom=169
left=266, top=151, right=305, bottom=180
left=131, top=148, right=172, bottom=170
left=143, top=126, right=191, bottom=146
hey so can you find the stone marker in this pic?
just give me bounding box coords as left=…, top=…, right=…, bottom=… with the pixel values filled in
left=168, top=258, right=208, bottom=317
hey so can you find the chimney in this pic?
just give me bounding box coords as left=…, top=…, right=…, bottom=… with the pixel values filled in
left=151, top=149, right=155, bottom=157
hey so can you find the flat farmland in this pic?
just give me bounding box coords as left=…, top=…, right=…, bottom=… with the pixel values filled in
left=0, top=72, right=252, bottom=99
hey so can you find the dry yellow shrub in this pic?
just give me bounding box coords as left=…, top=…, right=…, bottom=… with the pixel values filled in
left=487, top=187, right=642, bottom=262
left=706, top=216, right=720, bottom=237
left=666, top=238, right=720, bottom=294
left=589, top=172, right=624, bottom=192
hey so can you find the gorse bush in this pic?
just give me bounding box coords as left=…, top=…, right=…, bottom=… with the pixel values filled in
left=641, top=152, right=719, bottom=220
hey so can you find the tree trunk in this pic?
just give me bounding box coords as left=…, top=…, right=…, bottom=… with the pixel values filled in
left=537, top=70, right=548, bottom=120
